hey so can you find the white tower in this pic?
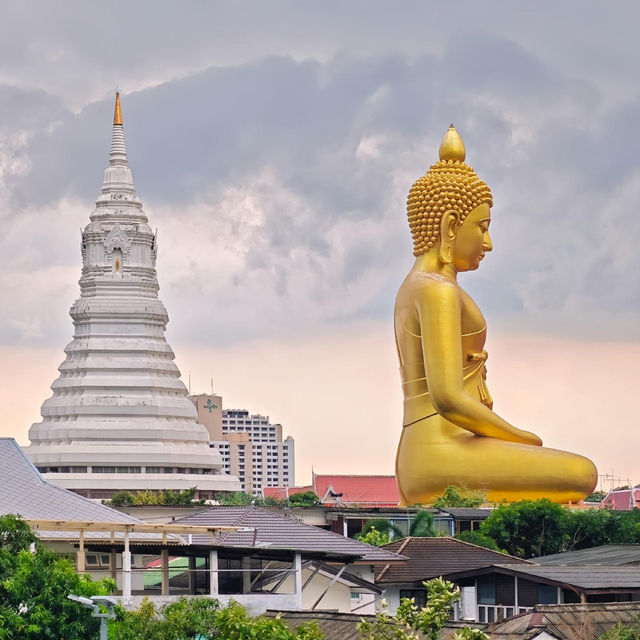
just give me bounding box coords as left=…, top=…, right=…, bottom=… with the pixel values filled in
left=25, top=94, right=240, bottom=499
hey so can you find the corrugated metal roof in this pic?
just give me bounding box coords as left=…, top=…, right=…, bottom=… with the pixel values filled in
left=0, top=438, right=137, bottom=524
left=535, top=544, right=640, bottom=566
left=174, top=506, right=405, bottom=562
left=490, top=602, right=640, bottom=639
left=491, top=564, right=640, bottom=590
left=375, top=537, right=528, bottom=584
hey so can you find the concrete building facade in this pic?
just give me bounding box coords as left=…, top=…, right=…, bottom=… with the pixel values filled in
left=190, top=396, right=295, bottom=495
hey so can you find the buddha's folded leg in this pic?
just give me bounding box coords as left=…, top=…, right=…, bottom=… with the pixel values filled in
left=396, top=424, right=597, bottom=505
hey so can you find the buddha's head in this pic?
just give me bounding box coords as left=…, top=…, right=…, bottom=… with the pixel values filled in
left=407, top=126, right=493, bottom=269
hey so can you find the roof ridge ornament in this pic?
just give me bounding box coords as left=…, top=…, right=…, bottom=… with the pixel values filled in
left=113, top=91, right=123, bottom=126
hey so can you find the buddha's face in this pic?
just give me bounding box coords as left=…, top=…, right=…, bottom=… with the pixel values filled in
left=452, top=202, right=492, bottom=271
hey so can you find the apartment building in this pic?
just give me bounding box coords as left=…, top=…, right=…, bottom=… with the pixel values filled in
left=190, top=396, right=295, bottom=495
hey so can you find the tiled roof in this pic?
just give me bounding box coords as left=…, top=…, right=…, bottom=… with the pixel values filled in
left=489, top=602, right=640, bottom=640
left=601, top=488, right=640, bottom=510
left=174, top=506, right=405, bottom=562
left=0, top=438, right=137, bottom=524
left=375, top=537, right=527, bottom=584
left=314, top=474, right=400, bottom=507
left=535, top=544, right=640, bottom=566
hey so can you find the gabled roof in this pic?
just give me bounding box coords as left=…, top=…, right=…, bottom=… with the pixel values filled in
left=489, top=602, right=640, bottom=640
left=447, top=563, right=640, bottom=591
left=0, top=438, right=136, bottom=524
left=313, top=474, right=399, bottom=507
left=375, top=536, right=527, bottom=584
left=490, top=564, right=640, bottom=590
left=174, top=506, right=405, bottom=563
left=535, top=544, right=640, bottom=566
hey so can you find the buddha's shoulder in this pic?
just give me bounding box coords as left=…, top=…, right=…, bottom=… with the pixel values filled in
left=402, top=271, right=459, bottom=293
left=397, top=271, right=460, bottom=306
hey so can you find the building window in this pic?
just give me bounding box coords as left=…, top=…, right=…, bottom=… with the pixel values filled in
left=399, top=589, right=427, bottom=608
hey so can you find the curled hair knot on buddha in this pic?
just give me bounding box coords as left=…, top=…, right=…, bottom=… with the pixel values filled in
left=407, top=125, right=493, bottom=256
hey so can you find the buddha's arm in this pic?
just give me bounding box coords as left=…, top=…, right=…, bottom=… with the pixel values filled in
left=417, top=281, right=542, bottom=446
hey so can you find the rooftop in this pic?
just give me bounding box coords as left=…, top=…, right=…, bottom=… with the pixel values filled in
left=375, top=537, right=527, bottom=584
left=449, top=563, right=640, bottom=591
left=489, top=602, right=640, bottom=640
left=0, top=438, right=136, bottom=524
left=174, top=506, right=406, bottom=563
left=535, top=544, right=640, bottom=566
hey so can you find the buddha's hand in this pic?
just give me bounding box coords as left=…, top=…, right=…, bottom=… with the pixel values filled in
left=516, top=429, right=543, bottom=447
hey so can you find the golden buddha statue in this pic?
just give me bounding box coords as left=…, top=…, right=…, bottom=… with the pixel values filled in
left=394, top=125, right=597, bottom=504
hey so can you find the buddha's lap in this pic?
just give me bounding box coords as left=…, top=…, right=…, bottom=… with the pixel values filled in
left=397, top=425, right=596, bottom=486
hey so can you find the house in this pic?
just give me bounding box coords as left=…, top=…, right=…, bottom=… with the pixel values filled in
left=445, top=564, right=640, bottom=623
left=173, top=505, right=406, bottom=613
left=374, top=537, right=528, bottom=614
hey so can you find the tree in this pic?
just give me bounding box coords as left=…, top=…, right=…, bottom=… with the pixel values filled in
left=357, top=577, right=488, bottom=640
left=479, top=499, right=568, bottom=558
left=109, top=596, right=325, bottom=639
left=0, top=514, right=115, bottom=640
left=431, top=485, right=486, bottom=509
left=108, top=487, right=204, bottom=506
left=585, top=490, right=607, bottom=502
left=288, top=491, right=322, bottom=507
left=216, top=491, right=255, bottom=506
left=356, top=526, right=391, bottom=547
left=358, top=510, right=436, bottom=541
left=455, top=530, right=503, bottom=552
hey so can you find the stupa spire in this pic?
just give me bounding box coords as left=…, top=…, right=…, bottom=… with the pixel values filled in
left=109, top=91, right=128, bottom=167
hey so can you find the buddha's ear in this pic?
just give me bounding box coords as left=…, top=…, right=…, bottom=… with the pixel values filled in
left=438, top=210, right=460, bottom=264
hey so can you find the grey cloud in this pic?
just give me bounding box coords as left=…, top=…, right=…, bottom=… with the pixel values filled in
left=3, top=28, right=640, bottom=347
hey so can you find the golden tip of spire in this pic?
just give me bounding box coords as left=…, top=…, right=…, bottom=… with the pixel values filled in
left=438, top=124, right=466, bottom=162
left=113, top=91, right=123, bottom=126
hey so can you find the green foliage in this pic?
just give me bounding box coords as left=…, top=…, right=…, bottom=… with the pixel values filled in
left=357, top=578, right=487, bottom=640
left=358, top=510, right=436, bottom=543
left=478, top=500, right=640, bottom=558
left=454, top=628, right=490, bottom=640
left=455, top=529, right=502, bottom=552
left=108, top=487, right=203, bottom=506
left=110, top=490, right=136, bottom=506
left=216, top=491, right=256, bottom=506
left=109, top=597, right=325, bottom=639
left=431, top=485, right=486, bottom=509
left=585, top=490, right=607, bottom=502
left=356, top=526, right=392, bottom=547
left=480, top=499, right=568, bottom=557
left=599, top=617, right=640, bottom=639
left=287, top=491, right=322, bottom=507
left=0, top=514, right=115, bottom=640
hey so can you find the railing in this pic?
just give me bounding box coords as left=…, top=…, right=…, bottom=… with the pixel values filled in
left=477, top=604, right=533, bottom=622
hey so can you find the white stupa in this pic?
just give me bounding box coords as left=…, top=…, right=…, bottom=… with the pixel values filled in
left=25, top=93, right=240, bottom=499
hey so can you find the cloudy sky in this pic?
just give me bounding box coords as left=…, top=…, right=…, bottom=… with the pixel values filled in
left=1, top=1, right=639, bottom=491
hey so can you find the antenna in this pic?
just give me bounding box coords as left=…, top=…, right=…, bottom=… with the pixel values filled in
left=211, top=377, right=214, bottom=395
left=188, top=371, right=191, bottom=394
